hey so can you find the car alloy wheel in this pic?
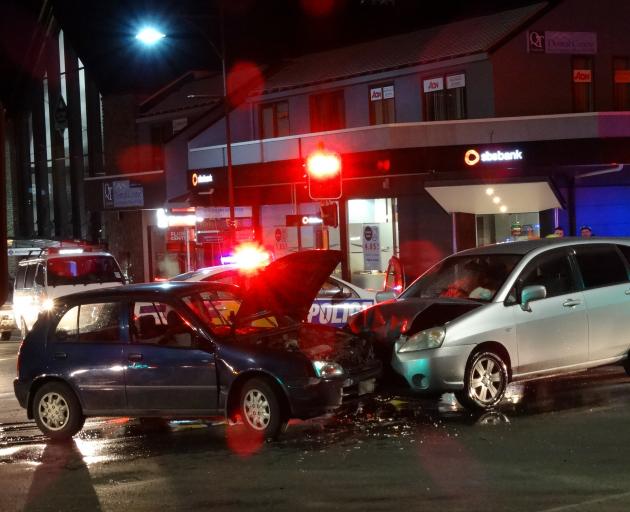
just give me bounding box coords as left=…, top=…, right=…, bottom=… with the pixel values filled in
left=33, top=382, right=85, bottom=440
left=457, top=351, right=508, bottom=411
left=38, top=391, right=70, bottom=431
left=243, top=388, right=271, bottom=430
left=237, top=378, right=287, bottom=440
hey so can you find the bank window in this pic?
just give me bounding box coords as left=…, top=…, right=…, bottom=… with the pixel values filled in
left=260, top=101, right=289, bottom=138
left=310, top=91, right=345, bottom=132
left=423, top=73, right=466, bottom=121
left=369, top=84, right=395, bottom=125
left=572, top=56, right=594, bottom=112
left=574, top=245, right=628, bottom=289
left=613, top=57, right=630, bottom=111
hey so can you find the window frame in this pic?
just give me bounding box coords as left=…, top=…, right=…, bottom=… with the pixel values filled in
left=259, top=100, right=290, bottom=139
left=572, top=55, right=594, bottom=113
left=506, top=248, right=580, bottom=305
left=54, top=300, right=124, bottom=344
left=571, top=244, right=630, bottom=291
left=309, top=90, right=346, bottom=133
left=368, top=82, right=396, bottom=125
left=612, top=56, right=630, bottom=111
left=422, top=72, right=467, bottom=121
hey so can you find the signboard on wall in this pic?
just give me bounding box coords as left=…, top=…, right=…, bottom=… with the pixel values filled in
left=362, top=225, right=380, bottom=271
left=423, top=77, right=444, bottom=93
left=573, top=69, right=592, bottom=83
left=527, top=31, right=597, bottom=54
left=102, top=180, right=144, bottom=209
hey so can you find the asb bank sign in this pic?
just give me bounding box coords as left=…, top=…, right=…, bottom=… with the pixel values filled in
left=464, top=148, right=524, bottom=166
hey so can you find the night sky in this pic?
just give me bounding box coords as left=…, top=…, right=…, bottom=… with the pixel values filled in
left=0, top=0, right=549, bottom=102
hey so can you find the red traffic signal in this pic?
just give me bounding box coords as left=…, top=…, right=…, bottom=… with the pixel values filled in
left=306, top=149, right=342, bottom=200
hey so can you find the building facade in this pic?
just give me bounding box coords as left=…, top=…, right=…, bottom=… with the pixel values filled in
left=174, top=0, right=630, bottom=289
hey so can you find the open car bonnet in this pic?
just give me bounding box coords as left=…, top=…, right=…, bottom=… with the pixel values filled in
left=235, top=250, right=342, bottom=324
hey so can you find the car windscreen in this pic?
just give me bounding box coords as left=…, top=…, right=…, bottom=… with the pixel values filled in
left=46, top=256, right=124, bottom=287
left=401, top=253, right=522, bottom=302
left=182, top=289, right=296, bottom=337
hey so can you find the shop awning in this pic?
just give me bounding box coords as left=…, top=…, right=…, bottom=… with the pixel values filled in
left=425, top=181, right=562, bottom=214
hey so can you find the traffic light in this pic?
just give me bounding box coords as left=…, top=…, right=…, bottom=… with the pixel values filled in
left=306, top=148, right=342, bottom=200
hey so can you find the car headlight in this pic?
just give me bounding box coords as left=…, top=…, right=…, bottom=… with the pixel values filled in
left=41, top=298, right=55, bottom=312
left=312, top=360, right=345, bottom=378
left=397, top=326, right=446, bottom=353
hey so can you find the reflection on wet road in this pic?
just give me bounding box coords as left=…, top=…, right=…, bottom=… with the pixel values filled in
left=2, top=366, right=630, bottom=465
left=4, top=366, right=630, bottom=512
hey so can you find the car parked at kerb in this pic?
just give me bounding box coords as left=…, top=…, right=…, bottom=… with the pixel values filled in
left=14, top=250, right=381, bottom=440
left=348, top=238, right=630, bottom=410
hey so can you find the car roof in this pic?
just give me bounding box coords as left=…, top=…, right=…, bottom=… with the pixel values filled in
left=18, top=251, right=115, bottom=264
left=456, top=237, right=630, bottom=257
left=54, top=281, right=236, bottom=302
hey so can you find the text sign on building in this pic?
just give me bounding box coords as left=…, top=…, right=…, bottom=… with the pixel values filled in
left=527, top=31, right=545, bottom=53
left=573, top=69, right=592, bottom=83
left=615, top=70, right=630, bottom=84
left=370, top=88, right=383, bottom=101
left=363, top=225, right=380, bottom=271
left=102, top=180, right=144, bottom=209
left=423, top=77, right=444, bottom=93
left=546, top=31, right=597, bottom=54
left=446, top=74, right=465, bottom=89
left=527, top=31, right=597, bottom=55
left=189, top=171, right=214, bottom=189
left=383, top=85, right=394, bottom=99
left=464, top=148, right=524, bottom=166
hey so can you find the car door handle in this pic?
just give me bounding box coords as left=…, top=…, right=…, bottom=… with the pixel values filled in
left=128, top=353, right=143, bottom=362
left=563, top=299, right=582, bottom=308
left=625, top=289, right=630, bottom=296
left=54, top=352, right=67, bottom=360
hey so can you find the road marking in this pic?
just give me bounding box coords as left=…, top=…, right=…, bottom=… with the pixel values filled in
left=537, top=491, right=630, bottom=512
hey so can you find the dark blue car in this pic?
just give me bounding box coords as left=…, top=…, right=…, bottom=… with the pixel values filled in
left=14, top=250, right=381, bottom=441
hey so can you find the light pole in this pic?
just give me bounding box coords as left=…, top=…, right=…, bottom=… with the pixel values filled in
left=135, top=15, right=236, bottom=247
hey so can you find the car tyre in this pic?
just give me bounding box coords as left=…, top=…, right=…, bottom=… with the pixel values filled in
left=0, top=331, right=10, bottom=341
left=33, top=382, right=85, bottom=441
left=238, top=378, right=287, bottom=440
left=456, top=351, right=508, bottom=411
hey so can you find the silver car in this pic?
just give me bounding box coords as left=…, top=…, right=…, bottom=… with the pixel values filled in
left=348, top=238, right=630, bottom=410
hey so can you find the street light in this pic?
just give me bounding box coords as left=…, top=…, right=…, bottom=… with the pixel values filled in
left=135, top=27, right=165, bottom=45
left=135, top=15, right=236, bottom=245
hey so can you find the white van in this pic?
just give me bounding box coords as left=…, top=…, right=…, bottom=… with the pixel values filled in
left=13, top=248, right=125, bottom=335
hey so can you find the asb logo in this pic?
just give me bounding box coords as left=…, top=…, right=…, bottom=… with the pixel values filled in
left=464, top=149, right=481, bottom=166
left=191, top=172, right=213, bottom=187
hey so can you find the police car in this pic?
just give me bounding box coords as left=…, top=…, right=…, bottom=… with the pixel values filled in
left=171, top=261, right=376, bottom=328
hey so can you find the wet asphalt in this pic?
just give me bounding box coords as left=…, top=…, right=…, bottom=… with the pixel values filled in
left=2, top=340, right=630, bottom=511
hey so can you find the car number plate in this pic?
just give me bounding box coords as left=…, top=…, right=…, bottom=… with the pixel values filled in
left=358, top=378, right=376, bottom=396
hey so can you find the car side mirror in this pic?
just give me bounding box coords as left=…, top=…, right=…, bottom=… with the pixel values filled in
left=376, top=291, right=396, bottom=303
left=520, top=285, right=546, bottom=312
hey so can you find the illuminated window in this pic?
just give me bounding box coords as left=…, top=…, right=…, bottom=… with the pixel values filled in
left=572, top=56, right=594, bottom=112
left=310, top=91, right=345, bottom=132
left=423, top=73, right=466, bottom=121
left=613, top=57, right=630, bottom=111
left=369, top=84, right=395, bottom=125
left=260, top=101, right=289, bottom=138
